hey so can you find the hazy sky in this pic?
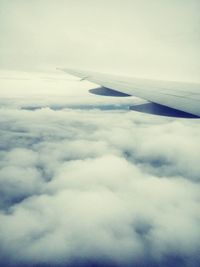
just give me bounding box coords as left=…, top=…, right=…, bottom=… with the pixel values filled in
left=0, top=0, right=200, bottom=81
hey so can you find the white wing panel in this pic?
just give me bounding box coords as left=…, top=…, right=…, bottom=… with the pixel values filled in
left=61, top=68, right=200, bottom=117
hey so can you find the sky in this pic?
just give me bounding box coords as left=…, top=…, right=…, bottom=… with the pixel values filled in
left=0, top=1, right=200, bottom=267
left=0, top=0, right=200, bottom=81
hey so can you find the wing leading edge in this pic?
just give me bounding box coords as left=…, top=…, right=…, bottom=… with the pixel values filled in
left=60, top=68, right=200, bottom=117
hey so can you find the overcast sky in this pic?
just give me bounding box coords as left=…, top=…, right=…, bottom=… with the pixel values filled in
left=0, top=0, right=200, bottom=81
left=0, top=1, right=200, bottom=267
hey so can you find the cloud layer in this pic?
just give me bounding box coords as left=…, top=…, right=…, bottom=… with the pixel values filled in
left=0, top=75, right=200, bottom=266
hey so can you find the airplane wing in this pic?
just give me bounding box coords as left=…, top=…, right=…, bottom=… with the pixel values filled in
left=60, top=68, right=200, bottom=117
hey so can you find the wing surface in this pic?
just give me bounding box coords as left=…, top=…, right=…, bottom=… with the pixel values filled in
left=60, top=68, right=200, bottom=117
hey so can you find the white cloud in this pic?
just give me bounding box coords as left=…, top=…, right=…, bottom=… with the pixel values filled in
left=0, top=76, right=200, bottom=266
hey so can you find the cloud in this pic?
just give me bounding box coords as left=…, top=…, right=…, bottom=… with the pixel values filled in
left=0, top=88, right=200, bottom=267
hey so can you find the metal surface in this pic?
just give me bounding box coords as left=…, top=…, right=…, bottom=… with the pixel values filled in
left=60, top=68, right=200, bottom=117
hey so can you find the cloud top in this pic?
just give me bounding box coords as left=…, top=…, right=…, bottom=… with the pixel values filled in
left=0, top=95, right=200, bottom=266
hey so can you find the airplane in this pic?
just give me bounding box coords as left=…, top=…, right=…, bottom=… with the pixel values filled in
left=59, top=68, right=200, bottom=118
